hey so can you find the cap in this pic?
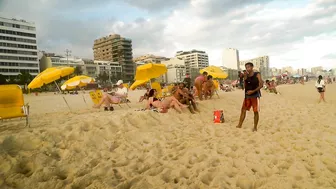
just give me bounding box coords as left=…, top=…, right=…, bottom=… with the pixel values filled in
left=116, top=80, right=123, bottom=85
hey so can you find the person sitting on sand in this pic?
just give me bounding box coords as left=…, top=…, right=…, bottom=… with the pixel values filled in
left=194, top=71, right=208, bottom=100
left=139, top=88, right=150, bottom=102
left=146, top=89, right=188, bottom=113
left=93, top=80, right=128, bottom=111
left=173, top=83, right=198, bottom=114
left=203, top=75, right=214, bottom=99
left=315, top=75, right=326, bottom=103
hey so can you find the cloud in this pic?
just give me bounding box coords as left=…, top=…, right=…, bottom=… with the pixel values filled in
left=123, top=0, right=190, bottom=12
left=0, top=0, right=335, bottom=69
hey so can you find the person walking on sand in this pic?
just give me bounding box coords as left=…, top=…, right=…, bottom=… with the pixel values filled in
left=315, top=75, right=326, bottom=103
left=237, top=62, right=264, bottom=132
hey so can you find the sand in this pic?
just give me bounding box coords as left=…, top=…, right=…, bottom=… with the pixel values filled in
left=0, top=82, right=336, bottom=189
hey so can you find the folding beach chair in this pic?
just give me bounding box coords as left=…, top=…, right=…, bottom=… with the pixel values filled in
left=0, top=85, right=30, bottom=127
left=213, top=80, right=220, bottom=99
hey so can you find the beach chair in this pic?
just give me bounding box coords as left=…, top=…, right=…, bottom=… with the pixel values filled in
left=213, top=80, right=220, bottom=98
left=0, top=85, right=30, bottom=127
left=89, top=90, right=131, bottom=108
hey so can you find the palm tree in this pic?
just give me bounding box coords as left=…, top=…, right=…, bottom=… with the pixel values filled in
left=17, top=71, right=33, bottom=85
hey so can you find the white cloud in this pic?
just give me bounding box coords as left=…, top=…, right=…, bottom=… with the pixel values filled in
left=0, top=0, right=335, bottom=69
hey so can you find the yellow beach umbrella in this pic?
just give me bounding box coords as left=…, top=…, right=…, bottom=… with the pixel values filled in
left=135, top=63, right=167, bottom=80
left=28, top=66, right=74, bottom=89
left=61, top=75, right=94, bottom=90
left=200, top=66, right=228, bottom=79
left=130, top=79, right=150, bottom=90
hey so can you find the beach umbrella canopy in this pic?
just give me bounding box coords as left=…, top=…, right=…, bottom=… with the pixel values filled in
left=61, top=75, right=94, bottom=90
left=130, top=79, right=149, bottom=90
left=135, top=63, right=167, bottom=80
left=28, top=66, right=74, bottom=89
left=292, top=74, right=301, bottom=78
left=200, top=66, right=228, bottom=79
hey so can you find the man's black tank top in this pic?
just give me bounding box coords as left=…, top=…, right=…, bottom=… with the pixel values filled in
left=245, top=72, right=261, bottom=98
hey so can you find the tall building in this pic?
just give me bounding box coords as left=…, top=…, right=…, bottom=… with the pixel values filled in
left=161, top=58, right=186, bottom=83
left=282, top=66, right=294, bottom=75
left=240, top=56, right=270, bottom=78
left=297, top=68, right=307, bottom=76
left=93, top=34, right=134, bottom=82
left=222, top=48, right=239, bottom=70
left=0, top=17, right=39, bottom=79
left=175, top=50, right=209, bottom=75
left=311, top=66, right=323, bottom=75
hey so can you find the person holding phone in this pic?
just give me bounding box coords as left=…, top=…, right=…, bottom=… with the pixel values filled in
left=237, top=62, right=264, bottom=131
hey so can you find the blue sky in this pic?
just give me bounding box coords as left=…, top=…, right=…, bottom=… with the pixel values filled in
left=0, top=0, right=335, bottom=69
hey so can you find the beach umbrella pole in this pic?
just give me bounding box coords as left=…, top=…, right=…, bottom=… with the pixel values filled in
left=54, top=81, right=62, bottom=93
left=63, top=96, right=71, bottom=111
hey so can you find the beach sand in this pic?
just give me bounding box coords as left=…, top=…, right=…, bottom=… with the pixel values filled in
left=0, top=82, right=336, bottom=188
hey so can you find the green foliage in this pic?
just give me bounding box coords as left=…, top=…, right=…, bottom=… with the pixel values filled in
left=0, top=74, right=6, bottom=84
left=74, top=66, right=83, bottom=76
left=17, top=71, right=33, bottom=85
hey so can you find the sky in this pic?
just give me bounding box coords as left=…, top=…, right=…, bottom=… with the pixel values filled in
left=0, top=0, right=335, bottom=69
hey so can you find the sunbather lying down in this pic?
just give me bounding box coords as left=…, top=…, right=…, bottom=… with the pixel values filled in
left=146, top=89, right=188, bottom=113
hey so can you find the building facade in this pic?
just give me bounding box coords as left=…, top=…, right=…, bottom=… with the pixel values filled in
left=0, top=17, right=39, bottom=78
left=161, top=58, right=186, bottom=83
left=93, top=34, right=134, bottom=82
left=240, top=56, right=270, bottom=78
left=311, top=66, right=323, bottom=75
left=39, top=53, right=85, bottom=72
left=133, top=54, right=169, bottom=64
left=222, top=48, right=239, bottom=70
left=175, top=50, right=209, bottom=75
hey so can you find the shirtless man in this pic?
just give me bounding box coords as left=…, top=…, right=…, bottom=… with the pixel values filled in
left=203, top=75, right=214, bottom=99
left=237, top=62, right=264, bottom=132
left=194, top=71, right=208, bottom=100
left=173, top=83, right=198, bottom=113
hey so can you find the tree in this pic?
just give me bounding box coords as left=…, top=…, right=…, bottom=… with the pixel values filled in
left=74, top=66, right=83, bottom=75
left=17, top=71, right=33, bottom=85
left=98, top=71, right=109, bottom=83
left=0, top=74, right=6, bottom=84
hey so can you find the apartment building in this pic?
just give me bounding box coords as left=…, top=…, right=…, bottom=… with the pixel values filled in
left=161, top=58, right=186, bottom=83
left=175, top=50, right=209, bottom=75
left=133, top=54, right=169, bottom=64
left=240, top=56, right=270, bottom=78
left=39, top=53, right=122, bottom=80
left=222, top=48, right=240, bottom=70
left=39, top=53, right=85, bottom=73
left=311, top=66, right=323, bottom=75
left=93, top=34, right=134, bottom=82
left=0, top=17, right=39, bottom=78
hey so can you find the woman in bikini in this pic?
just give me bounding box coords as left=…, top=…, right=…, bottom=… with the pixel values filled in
left=146, top=89, right=188, bottom=113
left=194, top=71, right=208, bottom=100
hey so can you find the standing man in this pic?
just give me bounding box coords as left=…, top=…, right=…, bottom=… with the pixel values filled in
left=238, top=71, right=244, bottom=90
left=237, top=63, right=264, bottom=131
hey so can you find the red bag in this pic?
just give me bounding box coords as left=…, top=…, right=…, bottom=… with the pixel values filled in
left=214, top=110, right=225, bottom=123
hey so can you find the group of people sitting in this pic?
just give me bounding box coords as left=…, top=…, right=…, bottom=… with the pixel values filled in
left=93, top=71, right=220, bottom=114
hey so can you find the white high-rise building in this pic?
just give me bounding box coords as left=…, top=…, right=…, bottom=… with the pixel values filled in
left=161, top=57, right=186, bottom=83
left=240, top=56, right=270, bottom=78
left=222, top=48, right=239, bottom=70
left=175, top=49, right=209, bottom=75
left=0, top=17, right=39, bottom=78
